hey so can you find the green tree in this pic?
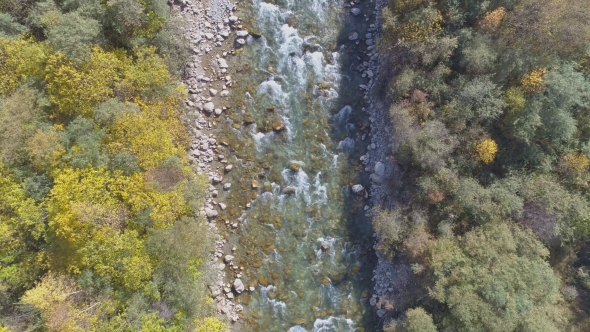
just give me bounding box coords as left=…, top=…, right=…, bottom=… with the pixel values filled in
left=429, top=223, right=569, bottom=331
left=403, top=307, right=437, bottom=332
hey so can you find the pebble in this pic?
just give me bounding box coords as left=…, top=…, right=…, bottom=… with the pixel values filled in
left=352, top=184, right=365, bottom=194
left=351, top=7, right=361, bottom=16
left=223, top=183, right=232, bottom=190
left=348, top=32, right=359, bottom=41
left=218, top=58, right=229, bottom=68
left=210, top=88, right=218, bottom=96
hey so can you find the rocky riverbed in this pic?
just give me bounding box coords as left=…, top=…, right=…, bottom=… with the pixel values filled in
left=172, top=0, right=395, bottom=328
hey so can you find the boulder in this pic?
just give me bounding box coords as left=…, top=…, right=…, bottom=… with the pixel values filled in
left=236, top=30, right=249, bottom=38
left=205, top=208, right=218, bottom=218
left=224, top=255, right=234, bottom=263
left=233, top=279, right=245, bottom=293
left=375, top=161, right=385, bottom=177
left=203, top=102, right=215, bottom=113
left=217, top=58, right=229, bottom=68
left=352, top=184, right=365, bottom=194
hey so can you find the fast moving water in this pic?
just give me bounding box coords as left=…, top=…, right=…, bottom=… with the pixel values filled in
left=217, top=0, right=376, bottom=330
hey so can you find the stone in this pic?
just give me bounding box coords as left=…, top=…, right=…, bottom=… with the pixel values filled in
left=215, top=108, right=223, bottom=115
left=225, top=164, right=233, bottom=172
left=235, top=38, right=246, bottom=46
left=236, top=30, right=249, bottom=37
left=366, top=33, right=372, bottom=39
left=218, top=58, right=229, bottom=68
left=289, top=163, right=301, bottom=172
left=273, top=120, right=286, bottom=131
left=223, top=183, right=232, bottom=190
left=233, top=279, right=245, bottom=293
left=348, top=32, right=359, bottom=41
left=365, top=39, right=374, bottom=46
left=370, top=297, right=377, bottom=306
left=205, top=208, right=218, bottom=218
left=321, top=243, right=329, bottom=251
left=203, top=102, right=215, bottom=113
left=352, top=184, right=365, bottom=194
left=229, top=15, right=239, bottom=23
left=219, top=203, right=227, bottom=210
left=220, top=30, right=230, bottom=38
left=366, top=69, right=374, bottom=78
left=377, top=309, right=387, bottom=318
left=209, top=88, right=218, bottom=96
left=375, top=161, right=385, bottom=177
left=220, top=90, right=229, bottom=97
left=205, top=33, right=214, bottom=40
left=351, top=7, right=361, bottom=16
left=252, top=180, right=259, bottom=189
left=226, top=293, right=234, bottom=299
left=283, top=186, right=296, bottom=195
left=224, top=255, right=234, bottom=263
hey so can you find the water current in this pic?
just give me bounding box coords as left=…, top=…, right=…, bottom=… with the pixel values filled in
left=216, top=0, right=378, bottom=330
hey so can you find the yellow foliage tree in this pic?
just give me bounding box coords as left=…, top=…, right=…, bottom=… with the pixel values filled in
left=395, top=10, right=443, bottom=42
left=79, top=227, right=153, bottom=291
left=521, top=68, right=547, bottom=93
left=0, top=38, right=48, bottom=95
left=475, top=139, right=498, bottom=164
left=0, top=166, right=45, bottom=296
left=108, top=111, right=180, bottom=170
left=25, top=127, right=64, bottom=170
left=478, top=7, right=506, bottom=33
left=194, top=317, right=227, bottom=332
left=559, top=152, right=590, bottom=174
left=116, top=46, right=172, bottom=100
left=21, top=274, right=91, bottom=332
left=45, top=49, right=122, bottom=117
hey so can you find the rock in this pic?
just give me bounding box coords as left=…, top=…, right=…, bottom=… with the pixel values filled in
left=224, top=255, right=234, bottom=263
left=273, top=120, right=286, bottom=131
left=352, top=184, right=365, bottom=194
left=283, top=186, right=296, bottom=195
left=348, top=32, right=359, bottom=41
left=219, top=203, right=227, bottom=210
left=321, top=243, right=329, bottom=251
left=209, top=88, right=218, bottom=96
left=205, top=33, right=214, bottom=40
left=225, top=164, right=233, bottom=172
left=351, top=7, right=361, bottom=16
left=233, top=279, right=245, bottom=293
left=220, top=90, right=229, bottom=97
left=203, top=102, right=215, bottom=113
left=375, top=161, right=385, bottom=177
left=370, top=297, right=377, bottom=306
left=218, top=58, right=229, bottom=68
left=366, top=33, right=372, bottom=39
left=377, top=309, right=387, bottom=318
left=223, top=183, right=232, bottom=190
left=366, top=39, right=374, bottom=46
left=229, top=15, right=238, bottom=23
left=215, top=108, right=223, bottom=115
left=252, top=180, right=259, bottom=189
left=205, top=208, right=218, bottom=218
left=226, top=293, right=234, bottom=299
left=366, top=69, right=374, bottom=78
left=289, top=163, right=301, bottom=172
left=236, top=30, right=249, bottom=37
left=235, top=38, right=246, bottom=46
left=220, top=30, right=230, bottom=38
left=370, top=173, right=383, bottom=184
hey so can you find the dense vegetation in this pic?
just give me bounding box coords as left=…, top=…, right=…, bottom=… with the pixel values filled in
left=0, top=0, right=225, bottom=331
left=376, top=0, right=590, bottom=330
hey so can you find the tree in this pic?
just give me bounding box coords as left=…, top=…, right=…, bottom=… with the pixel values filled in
left=403, top=307, right=437, bottom=332
left=0, top=37, right=48, bottom=95
left=0, top=166, right=45, bottom=309
left=194, top=317, right=227, bottom=332
left=429, top=223, right=569, bottom=331
left=474, top=138, right=498, bottom=164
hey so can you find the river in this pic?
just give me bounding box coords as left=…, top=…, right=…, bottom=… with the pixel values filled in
left=215, top=0, right=378, bottom=330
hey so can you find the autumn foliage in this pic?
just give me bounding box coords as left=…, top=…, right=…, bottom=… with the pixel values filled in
left=475, top=139, right=498, bottom=164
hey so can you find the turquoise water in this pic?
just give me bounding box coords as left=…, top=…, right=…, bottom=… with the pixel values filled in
left=216, top=0, right=377, bottom=330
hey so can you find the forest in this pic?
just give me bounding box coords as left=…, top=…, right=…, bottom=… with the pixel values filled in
left=375, top=0, right=590, bottom=331
left=0, top=0, right=225, bottom=331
